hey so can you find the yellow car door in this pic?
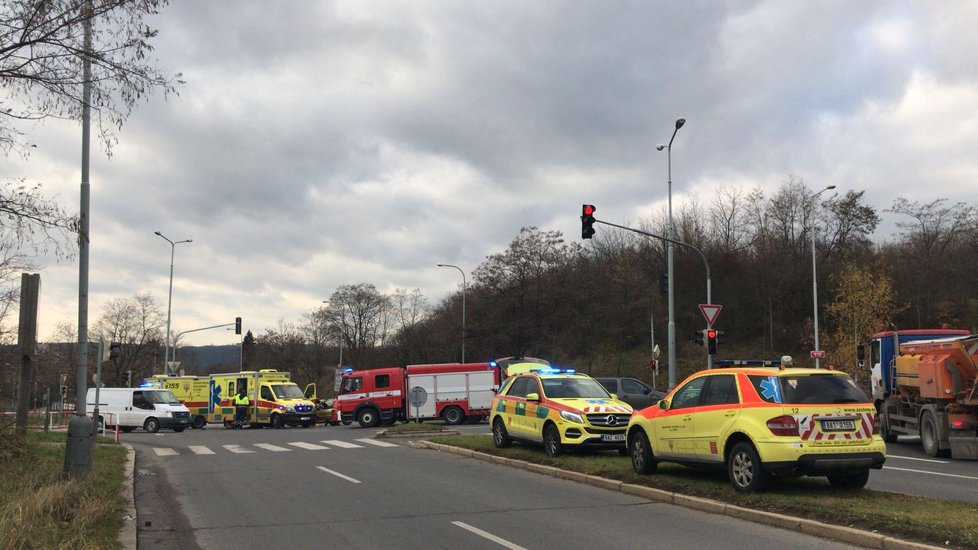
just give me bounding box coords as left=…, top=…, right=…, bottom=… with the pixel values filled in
left=654, top=376, right=707, bottom=459
left=689, top=374, right=741, bottom=463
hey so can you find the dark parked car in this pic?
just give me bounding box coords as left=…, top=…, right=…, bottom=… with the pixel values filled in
left=595, top=377, right=666, bottom=411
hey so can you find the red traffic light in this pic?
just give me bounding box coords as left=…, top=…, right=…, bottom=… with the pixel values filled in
left=707, top=329, right=717, bottom=338
left=583, top=204, right=595, bottom=216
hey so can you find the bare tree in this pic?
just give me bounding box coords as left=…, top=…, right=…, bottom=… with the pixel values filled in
left=0, top=0, right=181, bottom=154
left=91, top=292, right=165, bottom=386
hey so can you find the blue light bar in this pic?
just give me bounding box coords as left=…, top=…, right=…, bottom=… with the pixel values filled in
left=343, top=368, right=354, bottom=373
left=489, top=360, right=498, bottom=368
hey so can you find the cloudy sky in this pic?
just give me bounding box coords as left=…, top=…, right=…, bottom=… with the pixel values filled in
left=8, top=1, right=978, bottom=347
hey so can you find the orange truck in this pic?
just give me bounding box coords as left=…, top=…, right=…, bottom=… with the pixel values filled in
left=860, top=329, right=978, bottom=459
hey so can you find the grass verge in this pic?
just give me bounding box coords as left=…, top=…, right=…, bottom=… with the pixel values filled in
left=0, top=426, right=127, bottom=550
left=383, top=421, right=452, bottom=434
left=430, top=434, right=977, bottom=549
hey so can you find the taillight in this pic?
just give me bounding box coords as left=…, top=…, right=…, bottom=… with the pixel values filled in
left=872, top=414, right=880, bottom=435
left=767, top=415, right=799, bottom=436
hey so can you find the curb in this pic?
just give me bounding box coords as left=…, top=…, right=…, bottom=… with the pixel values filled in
left=375, top=429, right=460, bottom=438
left=419, top=441, right=941, bottom=550
left=120, top=443, right=137, bottom=550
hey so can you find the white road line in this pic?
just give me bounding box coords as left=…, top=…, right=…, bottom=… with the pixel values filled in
left=884, top=466, right=978, bottom=480
left=886, top=454, right=949, bottom=464
left=290, top=442, right=329, bottom=450
left=452, top=521, right=527, bottom=550
left=188, top=446, right=215, bottom=455
left=321, top=440, right=363, bottom=449
left=223, top=445, right=255, bottom=454
left=153, top=448, right=178, bottom=456
left=254, top=443, right=291, bottom=452
left=316, top=466, right=361, bottom=484
left=356, top=438, right=398, bottom=447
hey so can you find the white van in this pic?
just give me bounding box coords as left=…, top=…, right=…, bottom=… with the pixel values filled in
left=87, top=387, right=191, bottom=433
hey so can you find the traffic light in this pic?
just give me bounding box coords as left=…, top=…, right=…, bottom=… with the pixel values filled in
left=706, top=329, right=718, bottom=355
left=581, top=204, right=596, bottom=239
left=235, top=317, right=242, bottom=335
left=658, top=273, right=668, bottom=296
left=109, top=342, right=121, bottom=360
left=692, top=329, right=705, bottom=346
left=716, top=330, right=725, bottom=347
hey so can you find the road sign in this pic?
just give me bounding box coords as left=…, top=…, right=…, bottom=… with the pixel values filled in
left=699, top=304, right=723, bottom=326
left=810, top=350, right=826, bottom=359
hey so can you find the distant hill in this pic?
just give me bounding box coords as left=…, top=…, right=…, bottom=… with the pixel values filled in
left=177, top=345, right=241, bottom=374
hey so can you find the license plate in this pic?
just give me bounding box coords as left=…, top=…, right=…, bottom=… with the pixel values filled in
left=601, top=434, right=626, bottom=442
left=821, top=419, right=855, bottom=431
left=300, top=416, right=311, bottom=421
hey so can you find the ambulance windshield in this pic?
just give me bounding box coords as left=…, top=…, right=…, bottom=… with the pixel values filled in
left=271, top=384, right=305, bottom=399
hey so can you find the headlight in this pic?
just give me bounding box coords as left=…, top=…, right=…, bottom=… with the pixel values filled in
left=164, top=411, right=173, bottom=418
left=560, top=410, right=584, bottom=424
left=286, top=405, right=295, bottom=413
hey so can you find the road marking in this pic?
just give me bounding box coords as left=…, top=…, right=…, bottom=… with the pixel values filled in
left=188, top=446, right=214, bottom=455
left=886, top=454, right=949, bottom=464
left=321, top=440, right=363, bottom=448
left=452, top=521, right=527, bottom=550
left=356, top=439, right=398, bottom=447
left=290, top=442, right=329, bottom=450
left=254, top=443, right=291, bottom=452
left=884, top=466, right=978, bottom=480
left=153, top=448, right=178, bottom=456
left=223, top=445, right=254, bottom=454
left=316, top=466, right=361, bottom=484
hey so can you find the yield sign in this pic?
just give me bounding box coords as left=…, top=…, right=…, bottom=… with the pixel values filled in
left=699, top=304, right=723, bottom=326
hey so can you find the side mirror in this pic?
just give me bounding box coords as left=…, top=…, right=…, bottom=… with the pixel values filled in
left=856, top=344, right=865, bottom=362
left=526, top=392, right=541, bottom=402
left=658, top=400, right=669, bottom=410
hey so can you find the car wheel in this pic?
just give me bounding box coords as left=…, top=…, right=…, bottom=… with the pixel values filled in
left=879, top=414, right=898, bottom=444
left=920, top=411, right=949, bottom=458
left=357, top=408, right=380, bottom=428
left=144, top=418, right=160, bottom=433
left=492, top=417, right=512, bottom=448
left=827, top=469, right=870, bottom=489
left=543, top=423, right=563, bottom=457
left=727, top=441, right=769, bottom=493
left=630, top=431, right=657, bottom=474
left=96, top=416, right=105, bottom=431
left=442, top=406, right=464, bottom=425
left=271, top=413, right=285, bottom=429
left=191, top=416, right=207, bottom=429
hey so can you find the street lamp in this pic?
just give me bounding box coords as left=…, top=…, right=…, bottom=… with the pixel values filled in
left=155, top=231, right=192, bottom=374
left=810, top=185, right=836, bottom=368
left=656, top=117, right=685, bottom=389
left=437, top=264, right=466, bottom=363
left=322, top=300, right=344, bottom=367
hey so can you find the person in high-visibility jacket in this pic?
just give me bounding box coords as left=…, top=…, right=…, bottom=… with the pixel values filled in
left=234, top=388, right=250, bottom=425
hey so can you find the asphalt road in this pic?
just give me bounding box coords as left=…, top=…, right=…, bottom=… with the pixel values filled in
left=129, top=423, right=861, bottom=550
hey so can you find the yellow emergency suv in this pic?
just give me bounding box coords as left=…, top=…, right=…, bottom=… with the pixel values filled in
left=490, top=367, right=633, bottom=456
left=626, top=359, right=886, bottom=493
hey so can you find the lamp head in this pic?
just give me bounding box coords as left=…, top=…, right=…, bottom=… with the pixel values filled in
left=827, top=185, right=837, bottom=190
left=154, top=231, right=162, bottom=236
left=656, top=144, right=665, bottom=151
left=675, top=118, right=686, bottom=130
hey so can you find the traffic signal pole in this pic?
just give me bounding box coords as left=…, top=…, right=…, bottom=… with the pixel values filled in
left=590, top=217, right=714, bottom=374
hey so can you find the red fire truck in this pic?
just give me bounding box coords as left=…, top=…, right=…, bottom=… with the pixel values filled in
left=336, top=362, right=502, bottom=428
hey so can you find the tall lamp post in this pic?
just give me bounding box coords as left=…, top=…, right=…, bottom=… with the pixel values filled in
left=810, top=185, right=836, bottom=368
left=155, top=231, right=192, bottom=374
left=437, top=264, right=466, bottom=363
left=656, top=117, right=685, bottom=389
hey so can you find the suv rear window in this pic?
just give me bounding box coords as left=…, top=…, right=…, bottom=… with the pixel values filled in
left=747, top=374, right=869, bottom=405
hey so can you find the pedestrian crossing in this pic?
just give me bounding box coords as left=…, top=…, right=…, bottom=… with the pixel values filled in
left=152, top=438, right=399, bottom=457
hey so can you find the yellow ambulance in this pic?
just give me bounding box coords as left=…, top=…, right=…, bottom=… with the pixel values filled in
left=144, top=370, right=316, bottom=429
